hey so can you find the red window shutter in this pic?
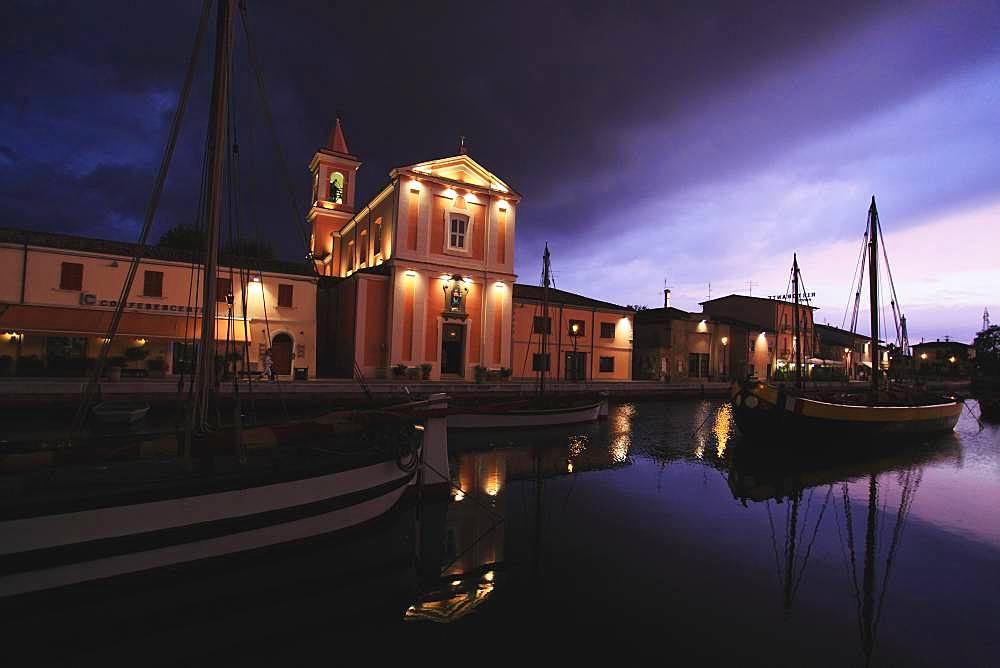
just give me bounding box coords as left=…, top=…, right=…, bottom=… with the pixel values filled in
left=60, top=262, right=83, bottom=290
left=216, top=277, right=232, bottom=302
left=144, top=271, right=163, bottom=297
left=278, top=284, right=293, bottom=307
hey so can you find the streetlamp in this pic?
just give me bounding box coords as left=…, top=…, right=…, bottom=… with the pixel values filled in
left=720, top=336, right=729, bottom=378
left=571, top=322, right=579, bottom=381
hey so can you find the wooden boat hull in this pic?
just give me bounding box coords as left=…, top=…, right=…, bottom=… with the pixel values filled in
left=447, top=400, right=604, bottom=430
left=0, top=397, right=450, bottom=599
left=730, top=382, right=962, bottom=442
left=92, top=401, right=150, bottom=424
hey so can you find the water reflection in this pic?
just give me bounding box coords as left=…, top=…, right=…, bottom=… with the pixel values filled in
left=406, top=405, right=636, bottom=623
left=724, top=437, right=962, bottom=666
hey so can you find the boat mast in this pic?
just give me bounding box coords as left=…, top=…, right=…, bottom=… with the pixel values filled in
left=868, top=196, right=880, bottom=394
left=793, top=253, right=802, bottom=389
left=193, top=0, right=235, bottom=429
left=540, top=243, right=551, bottom=395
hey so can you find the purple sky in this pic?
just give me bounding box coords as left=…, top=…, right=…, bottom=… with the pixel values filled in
left=2, top=1, right=997, bottom=343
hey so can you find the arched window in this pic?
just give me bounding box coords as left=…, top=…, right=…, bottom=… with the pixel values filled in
left=329, top=171, right=345, bottom=205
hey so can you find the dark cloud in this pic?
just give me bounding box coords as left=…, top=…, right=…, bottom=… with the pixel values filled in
left=2, top=0, right=998, bottom=279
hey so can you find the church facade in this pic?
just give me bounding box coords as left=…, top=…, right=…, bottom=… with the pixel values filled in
left=310, top=121, right=518, bottom=380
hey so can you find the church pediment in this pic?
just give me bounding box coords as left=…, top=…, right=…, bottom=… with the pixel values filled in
left=395, top=155, right=517, bottom=196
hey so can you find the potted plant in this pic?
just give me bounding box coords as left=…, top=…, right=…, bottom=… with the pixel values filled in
left=107, top=356, right=126, bottom=381
left=147, top=356, right=168, bottom=378
left=474, top=365, right=488, bottom=384
left=405, top=366, right=421, bottom=380
left=499, top=367, right=512, bottom=381
left=420, top=363, right=432, bottom=380
left=392, top=363, right=407, bottom=379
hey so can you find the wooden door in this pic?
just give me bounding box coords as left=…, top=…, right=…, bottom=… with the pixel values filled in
left=272, top=333, right=293, bottom=375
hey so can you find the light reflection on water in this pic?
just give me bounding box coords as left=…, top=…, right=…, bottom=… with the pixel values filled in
left=421, top=399, right=1000, bottom=664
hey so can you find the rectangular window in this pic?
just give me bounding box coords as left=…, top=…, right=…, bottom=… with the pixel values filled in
left=278, top=284, right=293, bottom=307
left=600, top=322, right=616, bottom=339
left=373, top=219, right=382, bottom=255
left=599, top=356, right=615, bottom=372
left=216, top=277, right=232, bottom=303
left=449, top=216, right=468, bottom=250
left=59, top=262, right=83, bottom=290
left=532, top=316, right=552, bottom=335
left=143, top=270, right=163, bottom=297
left=568, top=319, right=585, bottom=337
left=532, top=353, right=550, bottom=372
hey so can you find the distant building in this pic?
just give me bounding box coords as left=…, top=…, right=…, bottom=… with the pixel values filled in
left=633, top=289, right=732, bottom=381
left=912, top=339, right=973, bottom=377
left=511, top=284, right=633, bottom=382
left=814, top=323, right=871, bottom=380
left=310, top=121, right=518, bottom=380
left=699, top=294, right=816, bottom=381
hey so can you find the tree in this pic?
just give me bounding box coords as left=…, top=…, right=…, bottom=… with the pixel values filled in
left=974, top=325, right=1000, bottom=376
left=157, top=224, right=204, bottom=251
left=157, top=224, right=275, bottom=259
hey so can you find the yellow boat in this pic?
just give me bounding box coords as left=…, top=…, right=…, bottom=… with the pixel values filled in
left=731, top=197, right=962, bottom=442
left=730, top=380, right=961, bottom=440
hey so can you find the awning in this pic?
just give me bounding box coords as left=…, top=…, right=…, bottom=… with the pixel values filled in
left=0, top=304, right=247, bottom=341
left=808, top=358, right=845, bottom=367
left=860, top=361, right=873, bottom=368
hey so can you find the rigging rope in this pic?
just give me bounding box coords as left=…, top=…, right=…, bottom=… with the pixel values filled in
left=70, top=0, right=214, bottom=443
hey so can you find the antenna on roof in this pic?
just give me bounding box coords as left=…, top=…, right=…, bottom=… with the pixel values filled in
left=458, top=134, right=468, bottom=155
left=707, top=282, right=712, bottom=300
left=746, top=279, right=756, bottom=297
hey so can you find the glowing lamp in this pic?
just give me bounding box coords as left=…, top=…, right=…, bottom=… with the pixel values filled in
left=920, top=352, right=928, bottom=360
left=494, top=281, right=506, bottom=288
left=251, top=276, right=261, bottom=283
left=405, top=269, right=417, bottom=277
left=721, top=336, right=729, bottom=346
left=462, top=276, right=472, bottom=285
left=948, top=356, right=956, bottom=363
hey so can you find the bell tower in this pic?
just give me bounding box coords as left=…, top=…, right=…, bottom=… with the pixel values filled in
left=308, top=117, right=361, bottom=272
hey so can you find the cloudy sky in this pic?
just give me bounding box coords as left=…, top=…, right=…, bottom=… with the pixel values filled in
left=2, top=1, right=997, bottom=343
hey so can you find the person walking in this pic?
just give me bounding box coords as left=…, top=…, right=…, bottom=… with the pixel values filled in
left=263, top=348, right=275, bottom=381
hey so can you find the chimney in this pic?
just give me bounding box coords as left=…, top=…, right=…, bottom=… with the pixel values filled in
left=664, top=288, right=671, bottom=308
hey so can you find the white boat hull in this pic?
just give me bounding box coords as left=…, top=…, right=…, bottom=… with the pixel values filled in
left=447, top=400, right=604, bottom=430
left=0, top=396, right=450, bottom=599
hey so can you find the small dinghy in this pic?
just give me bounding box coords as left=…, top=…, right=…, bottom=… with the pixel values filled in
left=92, top=400, right=151, bottom=424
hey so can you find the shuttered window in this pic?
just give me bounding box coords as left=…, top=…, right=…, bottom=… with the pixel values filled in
left=216, top=277, right=232, bottom=303
left=278, top=284, right=293, bottom=307
left=59, top=262, right=83, bottom=290
left=143, top=270, right=163, bottom=297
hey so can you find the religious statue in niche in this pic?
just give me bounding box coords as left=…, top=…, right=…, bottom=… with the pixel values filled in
left=442, top=273, right=469, bottom=317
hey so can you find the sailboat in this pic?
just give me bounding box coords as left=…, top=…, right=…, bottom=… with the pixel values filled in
left=447, top=244, right=608, bottom=429
left=0, top=0, right=449, bottom=599
left=731, top=197, right=962, bottom=441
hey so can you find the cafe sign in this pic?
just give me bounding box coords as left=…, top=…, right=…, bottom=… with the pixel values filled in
left=79, top=292, right=199, bottom=314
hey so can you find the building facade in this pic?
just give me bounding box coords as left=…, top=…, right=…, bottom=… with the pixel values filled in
left=700, top=294, right=816, bottom=380
left=0, top=228, right=317, bottom=378
left=311, top=122, right=518, bottom=380
left=633, top=290, right=732, bottom=381
left=814, top=323, right=871, bottom=379
left=912, top=339, right=973, bottom=377
left=511, top=285, right=633, bottom=382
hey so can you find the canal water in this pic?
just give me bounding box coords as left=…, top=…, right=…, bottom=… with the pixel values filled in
left=13, top=399, right=999, bottom=665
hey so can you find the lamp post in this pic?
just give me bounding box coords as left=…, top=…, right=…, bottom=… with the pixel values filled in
left=571, top=322, right=579, bottom=381
left=720, top=336, right=729, bottom=379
